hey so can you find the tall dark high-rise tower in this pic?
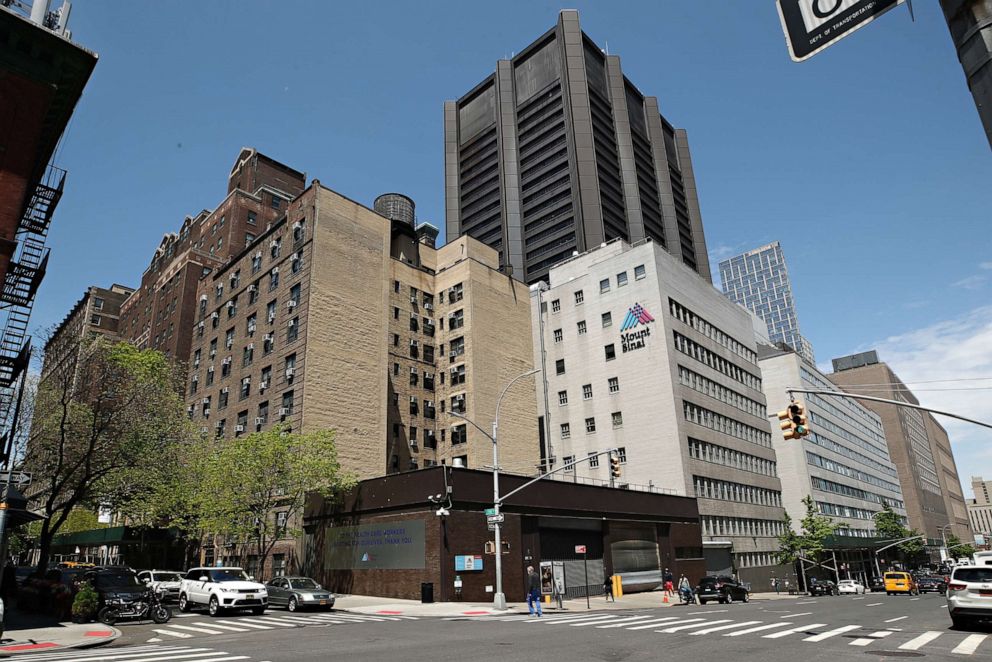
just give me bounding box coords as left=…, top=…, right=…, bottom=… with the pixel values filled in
left=444, top=10, right=711, bottom=285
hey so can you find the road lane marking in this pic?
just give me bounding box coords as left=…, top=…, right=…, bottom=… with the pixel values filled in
left=853, top=597, right=865, bottom=600
left=866, top=602, right=883, bottom=606
left=690, top=620, right=762, bottom=635
left=850, top=631, right=892, bottom=646
left=725, top=622, right=793, bottom=637
left=803, top=624, right=862, bottom=642
left=910, top=597, right=920, bottom=601
left=657, top=618, right=718, bottom=633
left=151, top=629, right=193, bottom=639
left=625, top=617, right=683, bottom=630
left=594, top=616, right=656, bottom=627
left=786, top=612, right=812, bottom=618
left=899, top=631, right=942, bottom=650
left=952, top=634, right=987, bottom=655
left=546, top=615, right=620, bottom=626
left=20, top=646, right=200, bottom=661
left=216, top=619, right=272, bottom=629
left=885, top=616, right=908, bottom=623
left=90, top=652, right=235, bottom=662
left=797, top=601, right=817, bottom=605
left=569, top=616, right=627, bottom=626
left=764, top=623, right=827, bottom=639
left=246, top=616, right=308, bottom=626
left=168, top=624, right=228, bottom=635
left=527, top=613, right=614, bottom=624
left=191, top=622, right=249, bottom=632
left=687, top=609, right=727, bottom=615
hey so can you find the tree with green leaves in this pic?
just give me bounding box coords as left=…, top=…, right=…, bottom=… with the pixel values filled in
left=24, top=337, right=192, bottom=574
left=776, top=497, right=845, bottom=588
left=194, top=426, right=356, bottom=578
left=945, top=533, right=976, bottom=560
left=873, top=504, right=924, bottom=561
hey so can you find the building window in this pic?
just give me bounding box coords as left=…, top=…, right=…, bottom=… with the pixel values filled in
left=394, top=280, right=400, bottom=293
left=551, top=299, right=561, bottom=313
left=553, top=329, right=563, bottom=343
left=588, top=452, right=600, bottom=468
left=634, top=264, right=646, bottom=280
left=563, top=455, right=575, bottom=470
left=260, top=366, right=272, bottom=391
left=410, top=314, right=419, bottom=332
left=246, top=314, right=257, bottom=337
left=225, top=328, right=235, bottom=350
left=285, top=354, right=296, bottom=382
left=558, top=390, right=568, bottom=406
left=582, top=384, right=593, bottom=400
left=574, top=290, right=584, bottom=305
left=449, top=309, right=464, bottom=330
left=451, top=424, right=467, bottom=444
left=247, top=211, right=257, bottom=226
left=612, top=411, right=623, bottom=428
left=231, top=269, right=241, bottom=289
left=219, top=388, right=229, bottom=410
left=585, top=417, right=596, bottom=434
left=393, top=307, right=399, bottom=320
left=600, top=278, right=610, bottom=294
left=272, top=553, right=286, bottom=577
left=242, top=344, right=254, bottom=367
left=90, top=314, right=102, bottom=326
left=290, top=283, right=301, bottom=306
left=252, top=252, right=262, bottom=274
left=577, top=320, right=587, bottom=335
left=555, top=359, right=565, bottom=375
left=236, top=410, right=248, bottom=434
left=617, top=446, right=627, bottom=463
left=393, top=333, right=400, bottom=347
left=287, top=317, right=299, bottom=342
left=560, top=423, right=571, bottom=439
left=605, top=344, right=616, bottom=361
left=269, top=268, right=280, bottom=291
left=281, top=390, right=294, bottom=416
left=267, top=300, right=277, bottom=324
left=92, top=297, right=105, bottom=310
left=608, top=377, right=619, bottom=393
left=291, top=250, right=304, bottom=274
left=248, top=281, right=259, bottom=304
left=271, top=195, right=281, bottom=210
left=602, top=312, right=612, bottom=328
left=617, top=272, right=628, bottom=287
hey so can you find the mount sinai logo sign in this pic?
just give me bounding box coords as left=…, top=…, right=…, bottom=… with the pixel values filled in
left=620, top=303, right=654, bottom=353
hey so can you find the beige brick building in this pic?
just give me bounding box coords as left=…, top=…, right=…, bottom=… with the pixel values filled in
left=184, top=183, right=538, bottom=573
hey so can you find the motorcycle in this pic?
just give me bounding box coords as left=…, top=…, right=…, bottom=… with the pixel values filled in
left=98, top=589, right=171, bottom=626
left=679, top=587, right=696, bottom=605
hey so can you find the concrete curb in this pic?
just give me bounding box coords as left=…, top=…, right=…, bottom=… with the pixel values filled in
left=0, top=625, right=121, bottom=656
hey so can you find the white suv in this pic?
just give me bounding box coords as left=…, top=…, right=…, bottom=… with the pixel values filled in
left=947, top=565, right=992, bottom=628
left=179, top=567, right=267, bottom=616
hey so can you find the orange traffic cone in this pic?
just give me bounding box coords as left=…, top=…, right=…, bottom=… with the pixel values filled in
left=662, top=593, right=669, bottom=604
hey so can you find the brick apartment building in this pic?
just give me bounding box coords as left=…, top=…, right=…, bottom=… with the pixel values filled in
left=185, top=183, right=539, bottom=573
left=119, top=149, right=305, bottom=366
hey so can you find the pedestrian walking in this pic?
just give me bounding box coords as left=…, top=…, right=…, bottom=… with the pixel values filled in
left=554, top=577, right=564, bottom=610
left=678, top=574, right=693, bottom=604
left=784, top=578, right=791, bottom=595
left=603, top=575, right=615, bottom=602
left=663, top=568, right=674, bottom=597
left=772, top=577, right=779, bottom=594
left=526, top=566, right=542, bottom=617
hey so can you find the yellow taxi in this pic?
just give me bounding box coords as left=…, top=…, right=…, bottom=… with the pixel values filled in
left=884, top=571, right=918, bottom=595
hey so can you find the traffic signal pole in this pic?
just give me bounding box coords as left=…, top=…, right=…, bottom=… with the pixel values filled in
left=785, top=388, right=992, bottom=431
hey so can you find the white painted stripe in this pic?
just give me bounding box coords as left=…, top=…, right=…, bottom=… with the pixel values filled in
left=885, top=616, right=908, bottom=623
left=797, top=601, right=817, bottom=604
left=952, top=634, right=987, bottom=655
left=9, top=647, right=196, bottom=661
left=866, top=602, right=883, bottom=606
left=560, top=615, right=624, bottom=627
left=725, top=622, right=793, bottom=637
left=168, top=624, right=227, bottom=635
left=803, top=624, right=861, bottom=642
left=569, top=615, right=627, bottom=627
left=147, top=638, right=163, bottom=643
left=899, top=631, right=942, bottom=650
left=191, top=621, right=249, bottom=632
left=850, top=631, right=892, bottom=646
left=690, top=620, right=762, bottom=635
left=786, top=612, right=812, bottom=618
left=656, top=618, right=712, bottom=633
left=853, top=597, right=865, bottom=600
left=267, top=614, right=330, bottom=623
left=524, top=613, right=602, bottom=623
left=331, top=615, right=390, bottom=621
left=764, top=623, right=828, bottom=639
left=151, top=629, right=193, bottom=639
left=910, top=597, right=920, bottom=601
left=241, top=616, right=303, bottom=627
left=216, top=618, right=272, bottom=629
left=625, top=617, right=684, bottom=630
left=539, top=614, right=620, bottom=625
left=90, top=651, right=232, bottom=662
left=687, top=609, right=727, bottom=615
left=593, top=615, right=656, bottom=628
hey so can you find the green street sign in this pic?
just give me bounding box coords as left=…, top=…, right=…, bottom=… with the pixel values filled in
left=484, top=508, right=496, bottom=516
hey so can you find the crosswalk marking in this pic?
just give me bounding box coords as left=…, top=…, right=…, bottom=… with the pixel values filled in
left=657, top=618, right=712, bottom=633
left=690, top=620, right=762, bottom=635
left=568, top=615, right=625, bottom=627
left=244, top=616, right=306, bottom=627
left=952, top=634, right=987, bottom=655
left=850, top=631, right=892, bottom=646
left=866, top=602, right=883, bottom=606
left=803, top=625, right=861, bottom=642
left=764, top=623, right=827, bottom=639
left=537, top=614, right=619, bottom=625
left=6, top=646, right=195, bottom=661
left=787, top=612, right=812, bottom=618
left=151, top=629, right=193, bottom=639
left=525, top=613, right=604, bottom=624
left=594, top=615, right=655, bottom=628
left=168, top=624, right=228, bottom=635
left=216, top=619, right=271, bottom=629
left=192, top=622, right=250, bottom=632
left=885, top=616, right=908, bottom=623
left=724, top=622, right=793, bottom=637
left=625, top=617, right=683, bottom=630
left=899, top=631, right=943, bottom=650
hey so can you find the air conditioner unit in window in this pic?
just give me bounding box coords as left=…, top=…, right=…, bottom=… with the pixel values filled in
left=207, top=366, right=214, bottom=373
left=201, top=426, right=208, bottom=434
left=259, top=380, right=268, bottom=390
left=292, top=221, right=302, bottom=231
left=215, top=421, right=224, bottom=429
left=278, top=407, right=289, bottom=416
left=287, top=300, right=297, bottom=308
left=235, top=425, right=245, bottom=433
left=191, top=375, right=198, bottom=382
left=200, top=294, right=208, bottom=302
left=268, top=313, right=276, bottom=323
left=255, top=417, right=266, bottom=425
left=248, top=284, right=257, bottom=293
left=410, top=295, right=417, bottom=304
left=291, top=252, right=300, bottom=261
left=226, top=340, right=233, bottom=349
left=202, top=397, right=211, bottom=404
left=264, top=333, right=273, bottom=342
left=211, top=312, right=219, bottom=320
left=246, top=343, right=254, bottom=350
left=242, top=377, right=251, bottom=385
left=272, top=267, right=279, bottom=274
left=197, top=321, right=204, bottom=330
left=449, top=351, right=457, bottom=360
left=227, top=301, right=235, bottom=308
left=424, top=303, right=433, bottom=311
left=254, top=251, right=262, bottom=260
left=270, top=240, right=279, bottom=248
left=221, top=387, right=229, bottom=394
left=288, top=319, right=296, bottom=327
left=285, top=367, right=295, bottom=378
left=222, top=357, right=232, bottom=365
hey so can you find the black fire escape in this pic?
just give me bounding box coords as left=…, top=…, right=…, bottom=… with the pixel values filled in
left=0, top=164, right=64, bottom=440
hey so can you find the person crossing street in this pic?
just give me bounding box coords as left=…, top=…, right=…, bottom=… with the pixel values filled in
left=526, top=566, right=542, bottom=617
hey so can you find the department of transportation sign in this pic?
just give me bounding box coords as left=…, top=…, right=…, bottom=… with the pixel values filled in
left=776, top=0, right=905, bottom=62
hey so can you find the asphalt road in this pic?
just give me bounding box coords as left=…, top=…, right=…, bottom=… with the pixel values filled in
left=16, top=592, right=992, bottom=661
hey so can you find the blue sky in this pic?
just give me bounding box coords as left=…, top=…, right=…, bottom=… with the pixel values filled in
left=38, top=1, right=991, bottom=487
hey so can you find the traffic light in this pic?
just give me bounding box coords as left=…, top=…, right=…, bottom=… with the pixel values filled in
left=610, top=454, right=622, bottom=478
left=777, top=403, right=809, bottom=440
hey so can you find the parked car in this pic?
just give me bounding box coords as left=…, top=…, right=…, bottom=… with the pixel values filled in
left=917, top=576, right=946, bottom=594
left=137, top=570, right=184, bottom=604
left=695, top=576, right=749, bottom=604
left=808, top=578, right=837, bottom=596
left=837, top=579, right=866, bottom=595
left=82, top=568, right=150, bottom=611
left=179, top=567, right=267, bottom=616
left=947, top=565, right=992, bottom=628
left=884, top=571, right=918, bottom=595
left=868, top=576, right=885, bottom=592
left=265, top=576, right=334, bottom=612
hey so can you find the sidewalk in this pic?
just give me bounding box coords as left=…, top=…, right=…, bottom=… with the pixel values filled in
left=0, top=610, right=120, bottom=657
left=334, top=589, right=802, bottom=618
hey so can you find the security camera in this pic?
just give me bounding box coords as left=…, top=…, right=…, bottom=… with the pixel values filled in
left=435, top=507, right=450, bottom=517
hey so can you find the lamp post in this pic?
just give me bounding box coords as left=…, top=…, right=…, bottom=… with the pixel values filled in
left=452, top=367, right=539, bottom=611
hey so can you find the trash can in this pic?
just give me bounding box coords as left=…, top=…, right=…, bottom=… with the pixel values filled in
left=421, top=582, right=434, bottom=603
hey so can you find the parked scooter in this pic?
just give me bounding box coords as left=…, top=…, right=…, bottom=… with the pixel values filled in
left=98, top=588, right=171, bottom=625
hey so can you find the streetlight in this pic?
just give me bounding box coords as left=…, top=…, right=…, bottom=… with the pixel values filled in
left=451, top=367, right=539, bottom=611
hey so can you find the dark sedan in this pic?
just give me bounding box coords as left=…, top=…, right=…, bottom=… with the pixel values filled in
left=808, top=579, right=837, bottom=596
left=265, top=576, right=334, bottom=612
left=696, top=576, right=749, bottom=604
left=868, top=577, right=885, bottom=592
left=917, top=577, right=946, bottom=594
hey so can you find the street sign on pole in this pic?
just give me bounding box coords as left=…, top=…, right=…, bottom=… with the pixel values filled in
left=776, top=0, right=905, bottom=62
left=574, top=545, right=587, bottom=554
left=486, top=513, right=504, bottom=524
left=484, top=508, right=496, bottom=516
left=0, top=471, right=30, bottom=487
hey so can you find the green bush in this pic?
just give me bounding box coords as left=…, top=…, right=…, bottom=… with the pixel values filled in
left=71, top=581, right=98, bottom=620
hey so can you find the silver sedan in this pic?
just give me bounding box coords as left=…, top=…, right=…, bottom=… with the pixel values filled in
left=265, top=576, right=335, bottom=612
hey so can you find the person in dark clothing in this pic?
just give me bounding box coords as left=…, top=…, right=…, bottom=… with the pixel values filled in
left=526, top=566, right=542, bottom=616
left=604, top=576, right=615, bottom=602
